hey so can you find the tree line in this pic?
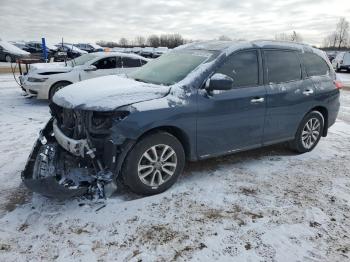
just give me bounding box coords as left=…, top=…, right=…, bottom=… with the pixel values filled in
left=96, top=17, right=350, bottom=50
left=97, top=33, right=186, bottom=48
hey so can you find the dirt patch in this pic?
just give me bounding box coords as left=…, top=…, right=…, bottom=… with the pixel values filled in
left=0, top=184, right=31, bottom=216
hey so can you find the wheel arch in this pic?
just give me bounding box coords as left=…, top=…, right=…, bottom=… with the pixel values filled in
left=135, top=125, right=192, bottom=161
left=308, top=106, right=328, bottom=137
left=49, top=80, right=73, bottom=98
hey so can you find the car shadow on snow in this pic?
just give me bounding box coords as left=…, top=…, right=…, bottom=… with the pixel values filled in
left=184, top=143, right=294, bottom=175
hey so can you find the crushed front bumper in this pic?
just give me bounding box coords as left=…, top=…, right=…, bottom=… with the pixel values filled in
left=21, top=119, right=116, bottom=199
left=21, top=119, right=91, bottom=198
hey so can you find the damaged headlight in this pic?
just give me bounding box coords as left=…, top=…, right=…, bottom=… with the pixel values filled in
left=27, top=77, right=48, bottom=82
left=89, top=111, right=129, bottom=132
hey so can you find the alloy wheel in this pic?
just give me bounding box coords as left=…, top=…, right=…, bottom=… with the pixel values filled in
left=301, top=118, right=321, bottom=149
left=137, top=144, right=177, bottom=187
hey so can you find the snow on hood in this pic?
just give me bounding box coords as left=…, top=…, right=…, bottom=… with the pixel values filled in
left=29, top=62, right=72, bottom=73
left=0, top=40, right=30, bottom=56
left=53, top=75, right=170, bottom=111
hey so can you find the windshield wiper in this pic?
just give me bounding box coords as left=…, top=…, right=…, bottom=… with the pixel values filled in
left=133, top=78, right=150, bottom=84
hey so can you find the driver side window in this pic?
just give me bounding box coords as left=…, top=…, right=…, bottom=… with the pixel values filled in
left=93, top=57, right=117, bottom=70
left=216, top=50, right=259, bottom=88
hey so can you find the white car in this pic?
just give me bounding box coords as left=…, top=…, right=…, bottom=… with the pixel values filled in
left=332, top=51, right=350, bottom=72
left=20, top=52, right=148, bottom=100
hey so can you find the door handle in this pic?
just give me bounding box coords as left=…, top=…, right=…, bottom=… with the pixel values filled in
left=302, top=89, right=314, bottom=95
left=250, top=97, right=264, bottom=103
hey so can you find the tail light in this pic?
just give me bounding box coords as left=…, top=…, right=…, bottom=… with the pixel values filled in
left=334, top=80, right=343, bottom=89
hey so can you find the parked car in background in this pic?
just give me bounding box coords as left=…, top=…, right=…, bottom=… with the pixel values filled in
left=112, top=47, right=125, bottom=53
left=22, top=40, right=341, bottom=198
left=20, top=52, right=148, bottom=100
left=53, top=43, right=87, bottom=62
left=326, top=51, right=337, bottom=63
left=140, top=47, right=154, bottom=57
left=132, top=47, right=142, bottom=54
left=0, top=40, right=30, bottom=62
left=9, top=41, right=27, bottom=50
left=152, top=46, right=169, bottom=58
left=332, top=51, right=350, bottom=72
left=23, top=41, right=57, bottom=60
left=74, top=43, right=104, bottom=53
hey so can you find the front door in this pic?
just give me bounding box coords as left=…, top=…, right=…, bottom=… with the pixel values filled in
left=80, top=56, right=118, bottom=81
left=196, top=50, right=267, bottom=158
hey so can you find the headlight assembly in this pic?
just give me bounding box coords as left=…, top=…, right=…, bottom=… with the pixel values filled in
left=89, top=111, right=130, bottom=133
left=27, top=77, right=48, bottom=82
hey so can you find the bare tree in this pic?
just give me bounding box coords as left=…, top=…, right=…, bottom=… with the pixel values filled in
left=275, top=32, right=289, bottom=41
left=336, top=17, right=349, bottom=49
left=135, top=36, right=146, bottom=46
left=290, top=31, right=303, bottom=42
left=323, top=32, right=338, bottom=48
left=275, top=31, right=302, bottom=42
left=119, top=38, right=128, bottom=47
left=147, top=35, right=160, bottom=47
left=218, top=35, right=232, bottom=41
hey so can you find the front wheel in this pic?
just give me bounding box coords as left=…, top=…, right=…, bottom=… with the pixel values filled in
left=289, top=111, right=324, bottom=153
left=122, top=132, right=185, bottom=195
left=5, top=55, right=13, bottom=63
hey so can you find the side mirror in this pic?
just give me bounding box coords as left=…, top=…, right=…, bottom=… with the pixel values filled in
left=84, top=65, right=97, bottom=72
left=206, top=73, right=234, bottom=91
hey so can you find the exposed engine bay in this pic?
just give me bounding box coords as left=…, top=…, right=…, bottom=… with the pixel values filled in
left=21, top=104, right=131, bottom=199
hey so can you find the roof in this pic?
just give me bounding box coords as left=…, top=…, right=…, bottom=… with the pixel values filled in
left=176, top=40, right=315, bottom=53
left=93, top=51, right=147, bottom=60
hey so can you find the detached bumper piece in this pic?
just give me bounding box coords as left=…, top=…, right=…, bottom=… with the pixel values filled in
left=22, top=119, right=117, bottom=199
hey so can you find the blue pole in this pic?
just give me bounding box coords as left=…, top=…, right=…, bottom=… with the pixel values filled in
left=41, top=37, right=48, bottom=62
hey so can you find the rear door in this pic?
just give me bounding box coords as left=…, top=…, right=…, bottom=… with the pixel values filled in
left=118, top=57, right=143, bottom=75
left=196, top=49, right=267, bottom=158
left=262, top=49, right=315, bottom=144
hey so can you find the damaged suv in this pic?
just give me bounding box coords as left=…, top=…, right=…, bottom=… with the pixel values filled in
left=22, top=40, right=341, bottom=198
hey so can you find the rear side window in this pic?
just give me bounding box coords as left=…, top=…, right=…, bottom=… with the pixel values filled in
left=302, top=53, right=329, bottom=77
left=122, top=57, right=141, bottom=67
left=216, top=50, right=259, bottom=88
left=264, top=50, right=301, bottom=84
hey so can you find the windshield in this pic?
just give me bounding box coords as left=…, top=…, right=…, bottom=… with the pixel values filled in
left=129, top=50, right=214, bottom=85
left=70, top=53, right=99, bottom=66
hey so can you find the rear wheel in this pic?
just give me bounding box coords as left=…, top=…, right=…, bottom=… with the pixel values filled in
left=289, top=111, right=324, bottom=153
left=122, top=132, right=185, bottom=195
left=49, top=82, right=71, bottom=100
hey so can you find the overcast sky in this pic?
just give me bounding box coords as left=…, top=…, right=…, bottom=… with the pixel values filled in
left=0, top=0, right=349, bottom=46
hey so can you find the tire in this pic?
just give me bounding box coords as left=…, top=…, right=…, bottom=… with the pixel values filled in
left=122, top=132, right=185, bottom=195
left=289, top=111, right=324, bottom=153
left=5, top=55, right=13, bottom=63
left=49, top=82, right=71, bottom=100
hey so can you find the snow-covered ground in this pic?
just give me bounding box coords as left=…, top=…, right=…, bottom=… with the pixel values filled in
left=0, top=73, right=349, bottom=261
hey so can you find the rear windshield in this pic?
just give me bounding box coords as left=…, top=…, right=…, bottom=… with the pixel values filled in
left=129, top=50, right=215, bottom=85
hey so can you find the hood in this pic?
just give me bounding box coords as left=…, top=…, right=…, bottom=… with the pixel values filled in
left=53, top=75, right=171, bottom=111
left=29, top=62, right=72, bottom=73
left=0, top=40, right=30, bottom=56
